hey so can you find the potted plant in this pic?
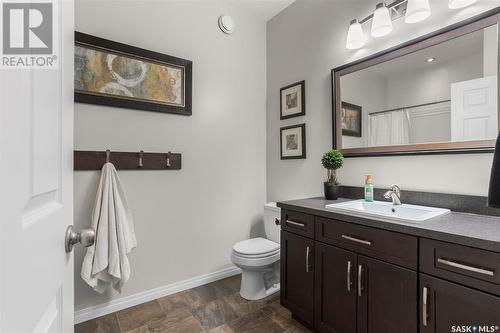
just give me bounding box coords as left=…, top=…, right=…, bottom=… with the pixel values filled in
left=321, top=149, right=344, bottom=200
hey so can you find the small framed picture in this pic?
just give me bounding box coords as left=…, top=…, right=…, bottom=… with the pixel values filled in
left=341, top=102, right=362, bottom=137
left=280, top=80, right=305, bottom=119
left=280, top=124, right=306, bottom=159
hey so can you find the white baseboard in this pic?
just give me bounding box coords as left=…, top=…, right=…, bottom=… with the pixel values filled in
left=74, top=266, right=241, bottom=324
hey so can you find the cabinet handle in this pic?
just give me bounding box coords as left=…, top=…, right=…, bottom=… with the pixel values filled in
left=422, top=286, right=429, bottom=327
left=347, top=261, right=352, bottom=292
left=306, top=246, right=312, bottom=273
left=437, top=258, right=495, bottom=276
left=286, top=220, right=306, bottom=228
left=357, top=264, right=363, bottom=297
left=342, top=234, right=372, bottom=246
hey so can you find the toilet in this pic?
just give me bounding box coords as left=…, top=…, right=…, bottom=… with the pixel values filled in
left=231, top=202, right=281, bottom=300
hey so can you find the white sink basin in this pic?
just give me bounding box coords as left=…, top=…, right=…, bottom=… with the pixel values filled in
left=325, top=199, right=450, bottom=223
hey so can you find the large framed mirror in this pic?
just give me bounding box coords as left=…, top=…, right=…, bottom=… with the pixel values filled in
left=332, top=9, right=500, bottom=157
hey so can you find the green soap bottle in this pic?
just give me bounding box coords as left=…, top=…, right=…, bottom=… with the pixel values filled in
left=364, top=175, right=374, bottom=202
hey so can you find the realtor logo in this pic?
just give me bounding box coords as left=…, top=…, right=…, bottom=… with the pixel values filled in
left=1, top=0, right=58, bottom=68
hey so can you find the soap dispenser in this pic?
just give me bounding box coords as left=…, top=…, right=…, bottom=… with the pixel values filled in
left=364, top=175, right=374, bottom=202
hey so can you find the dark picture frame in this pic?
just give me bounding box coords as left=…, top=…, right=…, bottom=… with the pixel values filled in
left=75, top=31, right=192, bottom=116
left=280, top=80, right=305, bottom=119
left=280, top=123, right=306, bottom=160
left=341, top=102, right=362, bottom=137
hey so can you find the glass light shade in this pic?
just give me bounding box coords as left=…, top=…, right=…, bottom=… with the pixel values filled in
left=449, top=0, right=476, bottom=9
left=405, top=0, right=431, bottom=24
left=346, top=19, right=365, bottom=49
left=371, top=3, right=393, bottom=37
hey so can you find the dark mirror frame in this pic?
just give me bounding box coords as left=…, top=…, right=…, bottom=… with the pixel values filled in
left=332, top=8, right=500, bottom=157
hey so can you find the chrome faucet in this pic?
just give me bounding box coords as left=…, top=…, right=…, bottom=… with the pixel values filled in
left=384, top=184, right=402, bottom=205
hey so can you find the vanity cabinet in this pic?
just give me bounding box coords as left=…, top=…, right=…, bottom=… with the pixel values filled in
left=314, top=241, right=417, bottom=333
left=280, top=208, right=500, bottom=333
left=314, top=242, right=357, bottom=333
left=356, top=255, right=417, bottom=333
left=420, top=274, right=500, bottom=333
left=280, top=230, right=314, bottom=326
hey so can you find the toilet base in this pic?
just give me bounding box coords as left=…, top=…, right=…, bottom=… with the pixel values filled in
left=239, top=261, right=280, bottom=301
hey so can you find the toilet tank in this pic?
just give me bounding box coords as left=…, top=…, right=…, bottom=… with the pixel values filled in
left=264, top=202, right=281, bottom=244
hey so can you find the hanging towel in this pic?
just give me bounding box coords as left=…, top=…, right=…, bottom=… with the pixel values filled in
left=81, top=162, right=137, bottom=293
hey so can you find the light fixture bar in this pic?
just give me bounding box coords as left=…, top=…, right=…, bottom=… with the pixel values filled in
left=359, top=0, right=409, bottom=24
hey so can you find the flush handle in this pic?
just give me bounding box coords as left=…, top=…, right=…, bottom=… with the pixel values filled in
left=65, top=226, right=95, bottom=253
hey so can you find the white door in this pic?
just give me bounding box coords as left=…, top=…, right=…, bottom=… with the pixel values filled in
left=1, top=0, right=75, bottom=332
left=451, top=76, right=498, bottom=141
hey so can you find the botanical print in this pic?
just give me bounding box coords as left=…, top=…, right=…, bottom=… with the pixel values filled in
left=280, top=81, right=305, bottom=119
left=75, top=45, right=184, bottom=106
left=281, top=124, right=305, bottom=159
left=286, top=133, right=298, bottom=150
left=286, top=92, right=298, bottom=110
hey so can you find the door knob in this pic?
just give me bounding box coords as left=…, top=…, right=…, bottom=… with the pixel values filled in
left=65, top=226, right=95, bottom=253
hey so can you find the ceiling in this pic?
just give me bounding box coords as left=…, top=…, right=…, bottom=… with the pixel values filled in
left=363, top=29, right=485, bottom=78
left=235, top=0, right=296, bottom=21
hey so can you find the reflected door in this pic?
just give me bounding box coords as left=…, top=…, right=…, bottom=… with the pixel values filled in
left=451, top=76, right=498, bottom=141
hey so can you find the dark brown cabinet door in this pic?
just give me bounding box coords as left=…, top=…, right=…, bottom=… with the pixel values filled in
left=420, top=274, right=500, bottom=333
left=314, top=242, right=357, bottom=333
left=280, top=230, right=314, bottom=326
left=357, top=255, right=417, bottom=333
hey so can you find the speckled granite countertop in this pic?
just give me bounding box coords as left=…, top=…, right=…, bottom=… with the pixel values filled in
left=277, top=197, right=500, bottom=253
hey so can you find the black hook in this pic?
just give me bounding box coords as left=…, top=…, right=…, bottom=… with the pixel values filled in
left=106, top=149, right=111, bottom=163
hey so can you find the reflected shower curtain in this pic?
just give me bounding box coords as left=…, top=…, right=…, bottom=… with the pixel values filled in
left=369, top=110, right=410, bottom=146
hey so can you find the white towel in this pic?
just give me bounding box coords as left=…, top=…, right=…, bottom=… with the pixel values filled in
left=81, top=162, right=137, bottom=293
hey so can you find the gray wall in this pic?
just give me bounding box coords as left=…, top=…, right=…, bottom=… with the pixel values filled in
left=386, top=53, right=483, bottom=109
left=74, top=0, right=267, bottom=311
left=267, top=0, right=499, bottom=201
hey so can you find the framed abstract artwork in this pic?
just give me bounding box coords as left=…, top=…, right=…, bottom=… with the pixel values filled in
left=341, top=102, right=362, bottom=137
left=74, top=32, right=192, bottom=115
left=280, top=80, right=305, bottom=119
left=280, top=124, right=306, bottom=159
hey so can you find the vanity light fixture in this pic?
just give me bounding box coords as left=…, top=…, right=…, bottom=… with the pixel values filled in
left=371, top=3, right=393, bottom=37
left=405, top=0, right=431, bottom=24
left=346, top=19, right=365, bottom=49
left=346, top=0, right=476, bottom=50
left=449, top=0, right=477, bottom=9
left=425, top=57, right=436, bottom=62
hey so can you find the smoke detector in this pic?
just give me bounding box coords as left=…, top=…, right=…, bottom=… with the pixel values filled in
left=218, top=15, right=235, bottom=34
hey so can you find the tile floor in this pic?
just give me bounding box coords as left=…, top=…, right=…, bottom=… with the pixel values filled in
left=75, top=274, right=311, bottom=333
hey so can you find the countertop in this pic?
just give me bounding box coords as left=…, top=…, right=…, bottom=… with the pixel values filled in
left=277, top=197, right=500, bottom=253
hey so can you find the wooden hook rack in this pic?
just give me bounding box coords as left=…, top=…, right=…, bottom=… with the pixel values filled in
left=74, top=150, right=182, bottom=171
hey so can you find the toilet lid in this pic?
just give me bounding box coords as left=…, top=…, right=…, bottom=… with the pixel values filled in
left=233, top=237, right=280, bottom=256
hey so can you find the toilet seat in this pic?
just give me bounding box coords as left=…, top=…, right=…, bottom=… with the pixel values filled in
left=233, top=237, right=280, bottom=256
left=232, top=249, right=280, bottom=259
left=231, top=249, right=280, bottom=268
left=232, top=238, right=280, bottom=269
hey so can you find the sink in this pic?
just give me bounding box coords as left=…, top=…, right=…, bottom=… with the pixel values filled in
left=325, top=199, right=450, bottom=223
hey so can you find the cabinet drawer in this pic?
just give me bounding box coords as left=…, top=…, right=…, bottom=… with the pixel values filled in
left=281, top=210, right=314, bottom=238
left=420, top=238, right=500, bottom=296
left=315, top=217, right=417, bottom=269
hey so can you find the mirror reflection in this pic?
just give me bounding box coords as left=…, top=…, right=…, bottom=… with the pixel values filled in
left=340, top=25, right=498, bottom=149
